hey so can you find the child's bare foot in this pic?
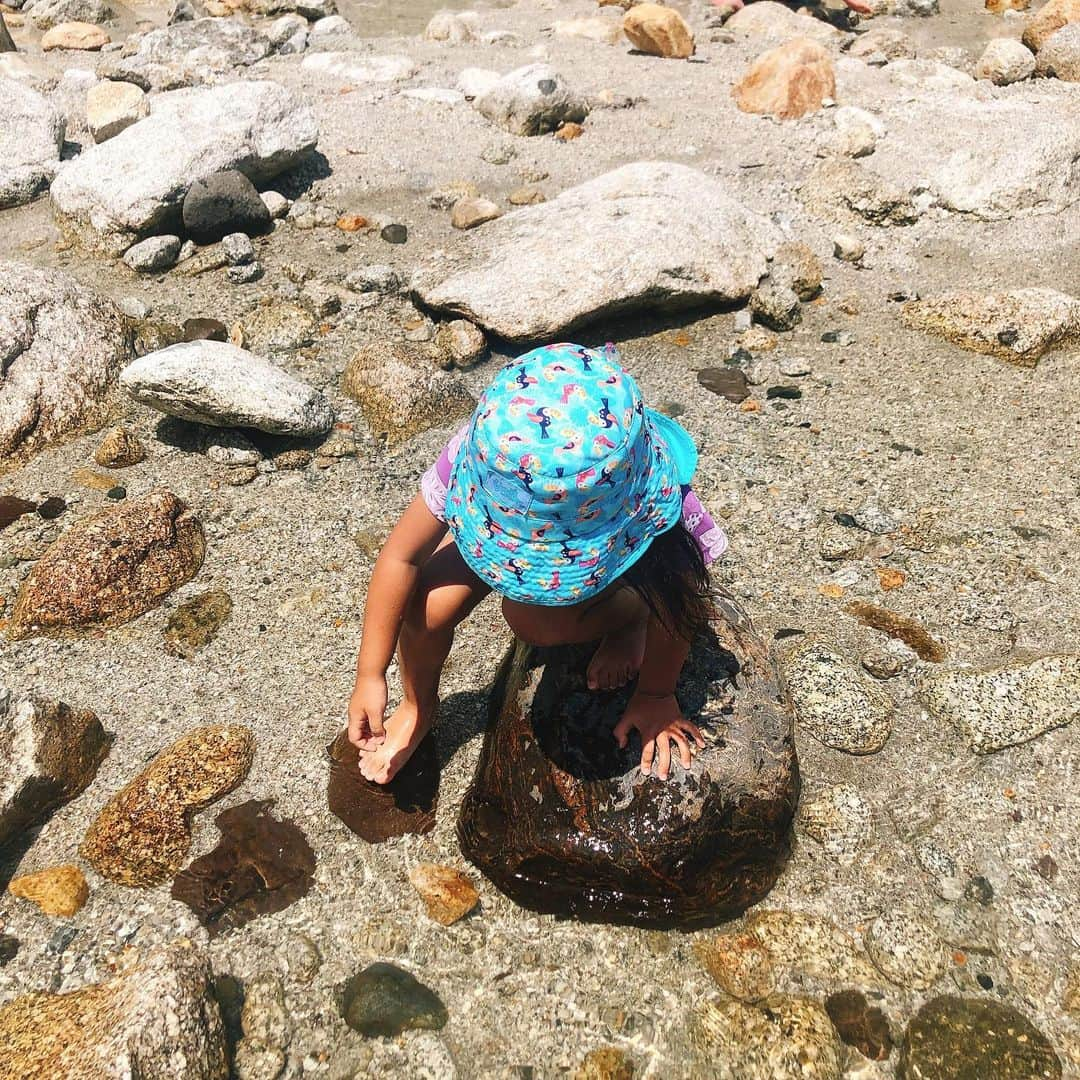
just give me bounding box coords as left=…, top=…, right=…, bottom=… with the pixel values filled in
left=357, top=700, right=434, bottom=784
left=587, top=616, right=649, bottom=690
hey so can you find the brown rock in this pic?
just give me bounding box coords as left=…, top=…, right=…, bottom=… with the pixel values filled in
left=41, top=21, right=110, bottom=50
left=9, top=864, right=89, bottom=917
left=0, top=690, right=112, bottom=851
left=408, top=863, right=480, bottom=925
left=9, top=490, right=205, bottom=639
left=433, top=319, right=488, bottom=369
left=623, top=3, right=694, bottom=58
left=695, top=931, right=777, bottom=1001
left=451, top=196, right=502, bottom=230
left=508, top=186, right=547, bottom=205
left=80, top=725, right=254, bottom=886
left=93, top=425, right=146, bottom=468
left=771, top=241, right=823, bottom=300
left=0, top=941, right=227, bottom=1080
left=555, top=121, right=585, bottom=140
left=734, top=38, right=836, bottom=120
left=825, top=989, right=893, bottom=1060
left=163, top=589, right=232, bottom=658
left=273, top=448, right=312, bottom=470
left=986, top=0, right=1029, bottom=11
left=1023, top=0, right=1080, bottom=50
left=575, top=1047, right=635, bottom=1080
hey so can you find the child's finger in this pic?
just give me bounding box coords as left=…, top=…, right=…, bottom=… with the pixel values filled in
left=656, top=734, right=672, bottom=780
left=670, top=730, right=692, bottom=769
left=612, top=715, right=632, bottom=747
left=681, top=719, right=706, bottom=748
left=640, top=737, right=655, bottom=775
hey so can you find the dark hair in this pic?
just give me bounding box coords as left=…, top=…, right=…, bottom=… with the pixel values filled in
left=621, top=521, right=715, bottom=641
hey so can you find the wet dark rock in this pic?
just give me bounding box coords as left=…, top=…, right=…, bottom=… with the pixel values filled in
left=698, top=367, right=750, bottom=402
left=172, top=799, right=315, bottom=937
left=833, top=512, right=858, bottom=528
left=0, top=496, right=38, bottom=531
left=37, top=496, right=67, bottom=520
left=182, top=317, right=228, bottom=342
left=341, top=963, right=448, bottom=1038
left=825, top=989, right=892, bottom=1061
left=844, top=602, right=947, bottom=662
left=327, top=731, right=437, bottom=842
left=458, top=592, right=798, bottom=928
left=105, top=486, right=126, bottom=501
left=380, top=223, right=407, bottom=244
left=976, top=973, right=994, bottom=990
left=182, top=170, right=271, bottom=245
left=164, top=589, right=233, bottom=658
left=898, top=996, right=1061, bottom=1080
left=0, top=935, right=18, bottom=963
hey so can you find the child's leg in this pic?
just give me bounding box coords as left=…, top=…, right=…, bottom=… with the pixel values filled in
left=358, top=535, right=490, bottom=784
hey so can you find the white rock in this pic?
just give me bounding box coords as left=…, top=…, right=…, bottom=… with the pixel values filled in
left=413, top=161, right=782, bottom=342
left=261, top=190, right=290, bottom=219
left=886, top=58, right=976, bottom=91
left=473, top=63, right=589, bottom=136
left=300, top=52, right=416, bottom=83
left=30, top=0, right=111, bottom=29
left=51, top=80, right=318, bottom=254
left=975, top=37, right=1036, bottom=83
left=86, top=79, right=148, bottom=143
left=120, top=340, right=334, bottom=436
left=266, top=12, right=307, bottom=47
left=401, top=87, right=465, bottom=106
left=221, top=232, right=255, bottom=265
left=123, top=234, right=181, bottom=272
left=1035, top=23, right=1080, bottom=80
left=832, top=233, right=865, bottom=261
left=457, top=66, right=501, bottom=99
left=0, top=79, right=65, bottom=209
left=553, top=15, right=623, bottom=44
left=423, top=8, right=477, bottom=42
left=308, top=14, right=351, bottom=38
left=726, top=1, right=842, bottom=42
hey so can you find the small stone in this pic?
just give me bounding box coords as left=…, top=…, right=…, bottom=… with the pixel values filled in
left=824, top=990, right=892, bottom=1061
left=818, top=523, right=858, bottom=561
left=123, top=235, right=181, bottom=273
left=783, top=638, right=894, bottom=754
left=423, top=8, right=475, bottom=43
left=1036, top=23, right=1080, bottom=79
left=273, top=448, right=311, bottom=470
left=228, top=263, right=262, bottom=285
left=341, top=963, right=448, bottom=1038
left=222, top=232, right=255, bottom=266
left=574, top=1047, right=634, bottom=1080
left=750, top=282, right=801, bottom=331
left=697, top=367, right=750, bottom=402
left=844, top=601, right=946, bottom=662
left=183, top=317, right=228, bottom=342
left=451, top=196, right=502, bottom=230
left=975, top=37, right=1037, bottom=83
left=94, top=426, right=146, bottom=467
left=852, top=502, right=898, bottom=534
left=105, top=485, right=126, bottom=501
left=0, top=936, right=18, bottom=964
left=380, top=223, right=408, bottom=244
left=261, top=191, right=290, bottom=219
left=554, top=121, right=585, bottom=141
left=474, top=64, right=590, bottom=137
left=964, top=874, right=995, bottom=905
left=433, top=319, right=487, bottom=368
left=799, top=783, right=872, bottom=864
left=345, top=265, right=401, bottom=294
left=480, top=142, right=516, bottom=165
left=694, top=931, right=776, bottom=1001
left=203, top=428, right=261, bottom=465
left=555, top=15, right=624, bottom=45
left=8, top=864, right=88, bottom=917
left=234, top=1040, right=286, bottom=1080
left=861, top=646, right=905, bottom=679
left=833, top=233, right=865, bottom=262
left=777, top=356, right=811, bottom=377
left=183, top=170, right=272, bottom=246
left=283, top=934, right=322, bottom=985
left=899, top=996, right=1061, bottom=1079
left=865, top=912, right=946, bottom=990
left=41, top=20, right=109, bottom=49
left=770, top=241, right=822, bottom=301
left=86, top=80, right=148, bottom=143
left=623, top=3, right=695, bottom=58
left=765, top=384, right=801, bottom=400
left=734, top=38, right=836, bottom=120
left=408, top=863, right=480, bottom=925
left=225, top=465, right=259, bottom=486
left=237, top=303, right=316, bottom=355
left=163, top=589, right=232, bottom=658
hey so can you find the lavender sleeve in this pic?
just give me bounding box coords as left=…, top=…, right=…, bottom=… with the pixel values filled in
left=681, top=487, right=728, bottom=564
left=420, top=425, right=468, bottom=522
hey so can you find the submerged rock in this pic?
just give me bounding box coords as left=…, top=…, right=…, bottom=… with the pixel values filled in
left=844, top=601, right=946, bottom=662
left=171, top=799, right=315, bottom=937
left=0, top=79, right=65, bottom=208
left=8, top=864, right=89, bottom=917
left=81, top=724, right=254, bottom=886
left=10, top=490, right=205, bottom=639
left=0, top=689, right=111, bottom=851
left=825, top=990, right=892, bottom=1061
left=919, top=654, right=1080, bottom=753
left=899, top=996, right=1061, bottom=1079
left=408, top=863, right=480, bottom=926
left=0, top=941, right=228, bottom=1079
left=341, top=963, right=448, bottom=1038
left=414, top=162, right=781, bottom=343
left=458, top=592, right=798, bottom=929
left=865, top=911, right=947, bottom=990
left=164, top=589, right=233, bottom=658
left=798, top=782, right=872, bottom=864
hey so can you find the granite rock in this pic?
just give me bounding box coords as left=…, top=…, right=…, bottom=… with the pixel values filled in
left=1036, top=23, right=1080, bottom=78
left=473, top=63, right=589, bottom=136
left=182, top=170, right=272, bottom=245
left=94, top=425, right=146, bottom=467
left=1023, top=0, right=1080, bottom=50
left=975, top=37, right=1036, bottom=83
left=726, top=1, right=842, bottom=42
left=865, top=911, right=947, bottom=990
left=798, top=782, right=873, bottom=864
left=622, top=3, right=695, bottom=58
left=0, top=79, right=65, bottom=209
left=341, top=963, right=448, bottom=1037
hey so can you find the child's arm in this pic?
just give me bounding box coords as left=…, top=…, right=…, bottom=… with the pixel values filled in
left=612, top=616, right=705, bottom=780
left=348, top=495, right=447, bottom=749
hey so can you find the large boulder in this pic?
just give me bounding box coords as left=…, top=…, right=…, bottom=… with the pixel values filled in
left=0, top=689, right=111, bottom=851
left=733, top=38, right=836, bottom=120
left=1023, top=0, right=1080, bottom=50
left=473, top=63, right=589, bottom=136
left=51, top=80, right=318, bottom=254
left=1036, top=22, right=1080, bottom=78
left=413, top=162, right=782, bottom=343
left=9, top=490, right=206, bottom=638
left=121, top=340, right=334, bottom=435
left=98, top=18, right=272, bottom=91
left=0, top=262, right=133, bottom=464
left=0, top=941, right=228, bottom=1080
left=457, top=591, right=799, bottom=928
left=0, top=79, right=65, bottom=209
left=29, top=0, right=112, bottom=28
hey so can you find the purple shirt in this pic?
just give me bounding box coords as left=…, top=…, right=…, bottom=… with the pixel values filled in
left=421, top=427, right=728, bottom=564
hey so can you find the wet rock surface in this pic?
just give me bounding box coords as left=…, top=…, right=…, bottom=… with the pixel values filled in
left=8, top=863, right=89, bottom=916
left=163, top=588, right=233, bottom=657
left=825, top=989, right=892, bottom=1061
left=407, top=862, right=480, bottom=925
left=341, top=962, right=448, bottom=1037
left=459, top=592, right=798, bottom=928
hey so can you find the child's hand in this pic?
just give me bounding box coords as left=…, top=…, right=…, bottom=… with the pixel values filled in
left=348, top=674, right=388, bottom=751
left=612, top=692, right=705, bottom=781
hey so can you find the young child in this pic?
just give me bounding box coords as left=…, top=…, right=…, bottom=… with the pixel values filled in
left=347, top=343, right=729, bottom=785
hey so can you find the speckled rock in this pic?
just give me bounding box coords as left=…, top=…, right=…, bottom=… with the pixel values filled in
left=770, top=241, right=823, bottom=301
left=783, top=639, right=894, bottom=753
left=1023, top=0, right=1080, bottom=51
left=975, top=37, right=1036, bottom=83
left=81, top=724, right=254, bottom=886
left=1036, top=23, right=1080, bottom=78
left=93, top=425, right=146, bottom=467
left=802, top=159, right=919, bottom=227
left=8, top=864, right=89, bottom=917
left=900, top=289, right=1080, bottom=367
left=236, top=303, right=316, bottom=355
left=342, top=342, right=475, bottom=447
left=799, top=783, right=873, bottom=864
left=919, top=654, right=1080, bottom=753
left=9, top=490, right=205, bottom=639
left=899, top=996, right=1061, bottom=1079
left=750, top=281, right=801, bottom=331
left=865, top=912, right=947, bottom=990
left=0, top=80, right=65, bottom=209
left=692, top=994, right=844, bottom=1079
left=473, top=63, right=589, bottom=137
left=341, top=963, right=448, bottom=1037
left=0, top=689, right=111, bottom=850
left=694, top=930, right=777, bottom=1001
left=433, top=319, right=487, bottom=369
left=163, top=589, right=233, bottom=658
left=574, top=1047, right=634, bottom=1080
left=408, top=863, right=480, bottom=926
left=825, top=990, right=893, bottom=1062
left=0, top=941, right=226, bottom=1078
left=748, top=910, right=886, bottom=987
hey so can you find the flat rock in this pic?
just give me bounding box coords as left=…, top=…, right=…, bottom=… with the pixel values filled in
left=341, top=341, right=475, bottom=446
left=919, top=654, right=1080, bottom=752
left=899, top=996, right=1062, bottom=1079
left=341, top=963, right=448, bottom=1037
left=51, top=80, right=317, bottom=255
left=41, top=20, right=110, bottom=49
left=87, top=80, right=149, bottom=143
left=120, top=340, right=334, bottom=436
left=99, top=18, right=272, bottom=91
left=900, top=288, right=1080, bottom=366
left=734, top=38, right=836, bottom=119
left=0, top=689, right=111, bottom=850
left=0, top=941, right=228, bottom=1080
left=236, top=302, right=316, bottom=354
left=782, top=638, right=894, bottom=753
left=798, top=782, right=872, bottom=863
left=473, top=63, right=589, bottom=136
left=8, top=864, right=89, bottom=917
left=458, top=592, right=798, bottom=929
left=802, top=159, right=919, bottom=226
left=10, top=489, right=205, bottom=638
left=0, top=79, right=65, bottom=209
left=726, top=1, right=843, bottom=42
left=164, top=588, right=233, bottom=657
left=300, top=51, right=416, bottom=83
left=865, top=911, right=947, bottom=989
left=81, top=724, right=254, bottom=885
left=414, top=162, right=782, bottom=343
left=408, top=863, right=480, bottom=925
left=29, top=0, right=112, bottom=28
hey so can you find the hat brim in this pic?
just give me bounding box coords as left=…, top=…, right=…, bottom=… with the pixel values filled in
left=446, top=410, right=692, bottom=606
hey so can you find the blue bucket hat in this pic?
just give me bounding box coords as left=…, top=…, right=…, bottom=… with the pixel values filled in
left=445, top=342, right=698, bottom=605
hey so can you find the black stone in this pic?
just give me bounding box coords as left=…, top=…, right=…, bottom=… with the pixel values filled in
left=698, top=367, right=749, bottom=403
left=182, top=170, right=271, bottom=245
left=47, top=926, right=78, bottom=954
left=821, top=330, right=841, bottom=342
left=766, top=385, right=802, bottom=400
left=0, top=934, right=18, bottom=964
left=833, top=512, right=858, bottom=528
left=976, top=973, right=994, bottom=991
left=965, top=875, right=994, bottom=905
left=106, top=486, right=126, bottom=501
left=537, top=78, right=557, bottom=94
left=997, top=326, right=1019, bottom=347
left=37, top=496, right=67, bottom=520
left=1036, top=854, right=1058, bottom=880
left=728, top=347, right=753, bottom=366
left=380, top=223, right=408, bottom=245
left=182, top=318, right=228, bottom=342
left=341, top=963, right=448, bottom=1038
left=889, top=442, right=924, bottom=456
left=774, top=628, right=805, bottom=640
